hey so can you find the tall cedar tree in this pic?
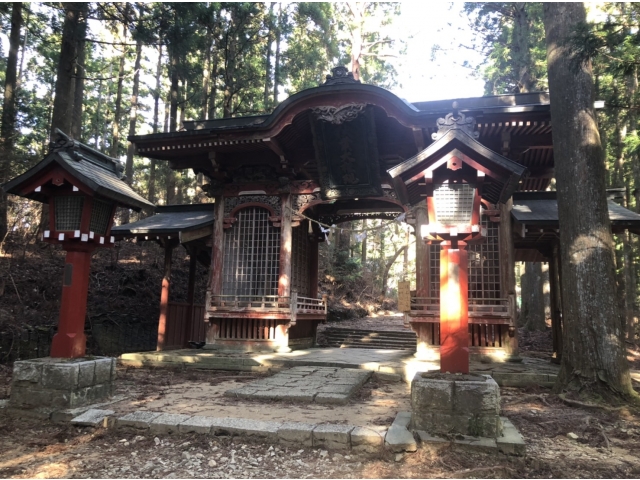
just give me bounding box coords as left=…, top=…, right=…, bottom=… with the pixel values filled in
left=543, top=2, right=636, bottom=399
left=0, top=3, right=22, bottom=244
left=51, top=3, right=87, bottom=138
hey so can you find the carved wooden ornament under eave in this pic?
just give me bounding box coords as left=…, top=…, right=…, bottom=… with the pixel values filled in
left=309, top=104, right=383, bottom=201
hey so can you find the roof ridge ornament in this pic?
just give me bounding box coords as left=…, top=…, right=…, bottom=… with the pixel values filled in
left=50, top=129, right=76, bottom=152
left=432, top=101, right=479, bottom=141
left=322, top=66, right=361, bottom=86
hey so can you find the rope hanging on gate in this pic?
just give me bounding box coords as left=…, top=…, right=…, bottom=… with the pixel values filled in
left=285, top=204, right=416, bottom=243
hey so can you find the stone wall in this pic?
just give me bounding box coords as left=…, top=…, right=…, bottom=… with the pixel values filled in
left=411, top=373, right=503, bottom=438
left=10, top=357, right=116, bottom=414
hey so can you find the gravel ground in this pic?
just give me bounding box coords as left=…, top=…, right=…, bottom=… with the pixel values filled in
left=1, top=383, right=640, bottom=479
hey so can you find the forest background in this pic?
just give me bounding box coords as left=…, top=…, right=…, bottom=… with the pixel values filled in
left=0, top=2, right=638, bottom=361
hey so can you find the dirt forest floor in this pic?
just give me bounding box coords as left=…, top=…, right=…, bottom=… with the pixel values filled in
left=0, top=364, right=639, bottom=479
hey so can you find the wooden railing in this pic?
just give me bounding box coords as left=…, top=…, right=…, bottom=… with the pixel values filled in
left=410, top=297, right=512, bottom=320
left=296, top=295, right=327, bottom=314
left=208, top=293, right=327, bottom=316
left=209, top=295, right=289, bottom=312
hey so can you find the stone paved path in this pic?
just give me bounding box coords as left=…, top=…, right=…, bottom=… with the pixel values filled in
left=120, top=347, right=567, bottom=386
left=224, top=366, right=372, bottom=404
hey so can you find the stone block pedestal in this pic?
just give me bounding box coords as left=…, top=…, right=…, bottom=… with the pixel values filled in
left=411, top=372, right=502, bottom=438
left=10, top=357, right=116, bottom=415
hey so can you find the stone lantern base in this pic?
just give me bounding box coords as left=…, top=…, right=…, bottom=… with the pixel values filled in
left=9, top=357, right=116, bottom=416
left=411, top=372, right=502, bottom=438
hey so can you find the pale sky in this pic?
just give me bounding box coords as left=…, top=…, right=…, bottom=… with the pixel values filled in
left=390, top=2, right=486, bottom=102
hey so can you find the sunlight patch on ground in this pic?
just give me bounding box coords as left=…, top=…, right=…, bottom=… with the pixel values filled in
left=403, top=358, right=439, bottom=383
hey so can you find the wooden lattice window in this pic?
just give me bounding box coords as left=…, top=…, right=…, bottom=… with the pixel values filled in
left=222, top=206, right=280, bottom=297
left=428, top=213, right=501, bottom=301
left=468, top=217, right=500, bottom=299
left=291, top=221, right=311, bottom=297
left=54, top=196, right=84, bottom=231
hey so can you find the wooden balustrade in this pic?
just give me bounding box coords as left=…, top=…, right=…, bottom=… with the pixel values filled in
left=409, top=296, right=513, bottom=352
left=409, top=297, right=511, bottom=322
left=207, top=294, right=326, bottom=316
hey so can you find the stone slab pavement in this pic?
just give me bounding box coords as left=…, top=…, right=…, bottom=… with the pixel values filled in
left=70, top=409, right=393, bottom=452
left=225, top=366, right=371, bottom=405
left=120, top=347, right=572, bottom=386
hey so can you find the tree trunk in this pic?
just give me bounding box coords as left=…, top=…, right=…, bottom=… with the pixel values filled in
left=201, top=29, right=212, bottom=119
left=347, top=2, right=364, bottom=81
left=121, top=38, right=143, bottom=224
left=543, top=2, right=635, bottom=398
left=520, top=262, right=547, bottom=331
left=51, top=3, right=85, bottom=138
left=623, top=229, right=636, bottom=343
left=0, top=2, right=22, bottom=244
left=70, top=3, right=88, bottom=140
left=208, top=54, right=218, bottom=120
left=263, top=2, right=274, bottom=111
left=101, top=62, right=113, bottom=153
left=511, top=4, right=535, bottom=92
left=110, top=24, right=128, bottom=159
left=360, top=220, right=367, bottom=265
left=149, top=44, right=162, bottom=203
left=166, top=65, right=177, bottom=204
left=179, top=77, right=187, bottom=128
left=16, top=6, right=28, bottom=91
left=273, top=3, right=282, bottom=105
left=549, top=244, right=564, bottom=361
left=381, top=245, right=408, bottom=298
left=169, top=51, right=179, bottom=131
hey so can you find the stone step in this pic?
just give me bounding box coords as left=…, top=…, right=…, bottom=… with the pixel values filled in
left=321, top=328, right=417, bottom=350
left=324, top=338, right=416, bottom=348
left=326, top=344, right=415, bottom=351
left=323, top=328, right=416, bottom=339
left=324, top=334, right=416, bottom=343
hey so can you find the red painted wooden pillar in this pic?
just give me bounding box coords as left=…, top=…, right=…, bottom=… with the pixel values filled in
left=157, top=242, right=174, bottom=351
left=183, top=247, right=198, bottom=348
left=50, top=247, right=95, bottom=358
left=439, top=243, right=469, bottom=373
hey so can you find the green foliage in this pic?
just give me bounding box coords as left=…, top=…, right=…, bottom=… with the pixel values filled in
left=464, top=2, right=548, bottom=94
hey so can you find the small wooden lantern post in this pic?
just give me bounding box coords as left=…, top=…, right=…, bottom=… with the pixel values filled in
left=45, top=192, right=116, bottom=357
left=3, top=131, right=153, bottom=358
left=388, top=104, right=527, bottom=374
left=423, top=173, right=485, bottom=374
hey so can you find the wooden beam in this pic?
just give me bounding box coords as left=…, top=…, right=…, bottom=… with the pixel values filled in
left=412, top=128, right=425, bottom=153
left=183, top=246, right=198, bottom=348
left=179, top=225, right=213, bottom=244
left=264, top=137, right=287, bottom=164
